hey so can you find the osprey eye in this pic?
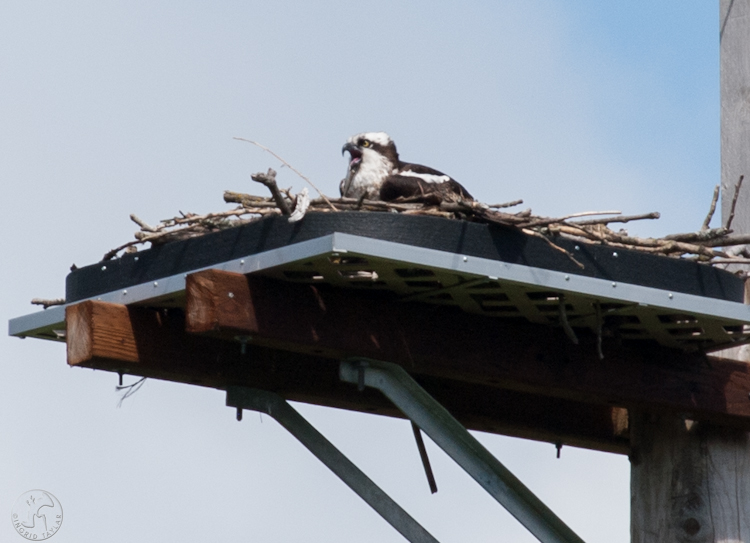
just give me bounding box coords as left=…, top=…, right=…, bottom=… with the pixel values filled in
left=361, top=140, right=371, bottom=148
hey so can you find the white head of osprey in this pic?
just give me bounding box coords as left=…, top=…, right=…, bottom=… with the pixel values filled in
left=11, top=490, right=63, bottom=540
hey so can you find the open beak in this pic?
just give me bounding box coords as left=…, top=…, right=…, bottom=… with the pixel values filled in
left=342, top=142, right=362, bottom=167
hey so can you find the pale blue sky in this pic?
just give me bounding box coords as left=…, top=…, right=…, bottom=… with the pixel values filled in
left=0, top=2, right=721, bottom=542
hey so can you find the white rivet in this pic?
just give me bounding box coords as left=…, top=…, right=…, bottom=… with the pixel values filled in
left=668, top=293, right=674, bottom=299
left=134, top=256, right=139, bottom=261
left=612, top=252, right=618, bottom=258
left=101, top=265, right=107, bottom=271
left=228, top=292, right=235, bottom=298
left=565, top=275, right=570, bottom=281
left=240, top=259, right=245, bottom=265
left=612, top=282, right=617, bottom=288
left=574, top=245, right=580, bottom=251
left=463, top=256, right=468, bottom=262
left=123, top=290, right=127, bottom=295
left=153, top=282, right=158, bottom=287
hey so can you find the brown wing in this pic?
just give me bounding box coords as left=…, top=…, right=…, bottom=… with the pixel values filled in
left=379, top=173, right=473, bottom=202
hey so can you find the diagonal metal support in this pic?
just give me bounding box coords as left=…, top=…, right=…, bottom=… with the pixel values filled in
left=226, top=386, right=440, bottom=543
left=339, top=359, right=586, bottom=543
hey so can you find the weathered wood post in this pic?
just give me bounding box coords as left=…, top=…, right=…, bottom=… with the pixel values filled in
left=722, top=0, right=750, bottom=232
left=630, top=3, right=750, bottom=540
left=630, top=414, right=750, bottom=542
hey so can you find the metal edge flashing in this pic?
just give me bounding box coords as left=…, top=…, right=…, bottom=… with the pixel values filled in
left=8, top=235, right=338, bottom=339
left=10, top=232, right=750, bottom=341
left=328, top=233, right=750, bottom=323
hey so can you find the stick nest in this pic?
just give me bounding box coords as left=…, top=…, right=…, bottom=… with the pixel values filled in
left=100, top=169, right=750, bottom=276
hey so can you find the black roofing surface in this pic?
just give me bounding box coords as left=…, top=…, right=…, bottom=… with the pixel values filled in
left=65, top=212, right=744, bottom=304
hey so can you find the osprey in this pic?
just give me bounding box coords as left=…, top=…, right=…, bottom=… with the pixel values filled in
left=340, top=132, right=473, bottom=202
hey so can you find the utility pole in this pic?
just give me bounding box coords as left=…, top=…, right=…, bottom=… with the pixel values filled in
left=722, top=0, right=750, bottom=234
left=630, top=4, right=750, bottom=541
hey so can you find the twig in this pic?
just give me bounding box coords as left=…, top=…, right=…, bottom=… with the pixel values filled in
left=130, top=214, right=158, bottom=232
left=168, top=207, right=272, bottom=225
left=521, top=228, right=585, bottom=268
left=30, top=298, right=65, bottom=309
left=234, top=137, right=337, bottom=211
left=224, top=191, right=278, bottom=206
left=726, top=175, right=744, bottom=230
left=552, top=223, right=608, bottom=243
left=710, top=258, right=750, bottom=264
left=103, top=240, right=141, bottom=260
left=488, top=199, right=523, bottom=209
left=571, top=212, right=660, bottom=226
left=702, top=185, right=720, bottom=231
left=663, top=227, right=729, bottom=242
left=522, top=210, right=622, bottom=229
left=251, top=168, right=291, bottom=216
left=697, top=233, right=750, bottom=248
left=102, top=176, right=750, bottom=268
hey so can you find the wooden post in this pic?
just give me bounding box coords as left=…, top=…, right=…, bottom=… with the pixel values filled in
left=631, top=3, right=750, bottom=541
left=721, top=0, right=750, bottom=233
left=630, top=413, right=750, bottom=542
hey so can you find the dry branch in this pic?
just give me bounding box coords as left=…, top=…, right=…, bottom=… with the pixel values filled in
left=702, top=185, right=720, bottom=231
left=31, top=298, right=65, bottom=309
left=572, top=212, right=661, bottom=226
left=663, top=227, right=730, bottom=242
left=522, top=229, right=585, bottom=269
left=488, top=199, right=524, bottom=209
left=726, top=175, right=744, bottom=230
left=234, top=137, right=337, bottom=211
left=522, top=211, right=621, bottom=229
left=252, top=168, right=291, bottom=216
left=130, top=214, right=158, bottom=232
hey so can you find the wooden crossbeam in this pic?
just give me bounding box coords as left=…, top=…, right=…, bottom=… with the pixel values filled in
left=66, top=300, right=630, bottom=454
left=185, top=269, right=750, bottom=429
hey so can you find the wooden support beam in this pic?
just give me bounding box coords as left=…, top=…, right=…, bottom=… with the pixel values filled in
left=185, top=269, right=750, bottom=428
left=66, top=300, right=384, bottom=400
left=65, top=300, right=630, bottom=453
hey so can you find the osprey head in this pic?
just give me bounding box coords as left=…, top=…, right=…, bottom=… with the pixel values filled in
left=341, top=132, right=399, bottom=173
left=340, top=132, right=400, bottom=198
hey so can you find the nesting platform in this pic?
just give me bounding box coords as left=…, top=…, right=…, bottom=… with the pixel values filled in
left=10, top=212, right=750, bottom=454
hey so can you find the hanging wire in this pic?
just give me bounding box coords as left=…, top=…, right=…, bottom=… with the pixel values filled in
left=116, top=377, right=147, bottom=407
